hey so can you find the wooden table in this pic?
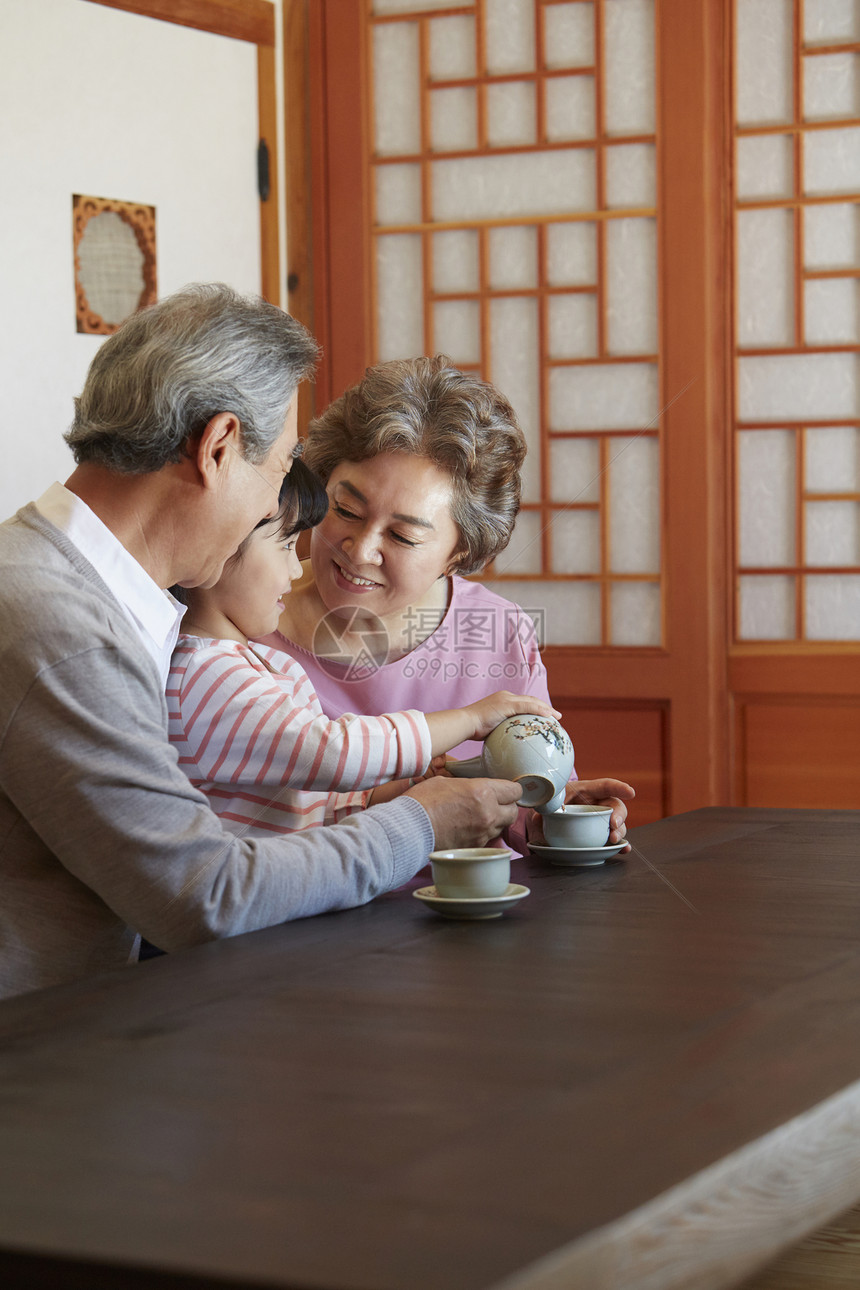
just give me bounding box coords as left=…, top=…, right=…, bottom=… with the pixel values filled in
left=1, top=807, right=859, bottom=1290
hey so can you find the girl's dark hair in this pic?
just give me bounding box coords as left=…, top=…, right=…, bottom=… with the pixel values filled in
left=275, top=456, right=329, bottom=539
left=169, top=458, right=328, bottom=603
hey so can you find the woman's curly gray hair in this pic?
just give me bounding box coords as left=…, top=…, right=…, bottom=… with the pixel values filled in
left=303, top=355, right=526, bottom=574
left=65, top=283, right=319, bottom=473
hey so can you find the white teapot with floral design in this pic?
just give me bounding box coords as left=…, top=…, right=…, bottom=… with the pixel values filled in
left=447, top=713, right=574, bottom=814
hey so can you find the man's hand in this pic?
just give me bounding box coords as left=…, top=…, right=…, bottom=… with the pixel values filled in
left=406, top=776, right=522, bottom=849
left=526, top=778, right=635, bottom=850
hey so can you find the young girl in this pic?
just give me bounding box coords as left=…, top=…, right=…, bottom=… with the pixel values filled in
left=167, top=461, right=559, bottom=838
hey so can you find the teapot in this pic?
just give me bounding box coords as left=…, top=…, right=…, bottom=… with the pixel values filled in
left=447, top=713, right=574, bottom=814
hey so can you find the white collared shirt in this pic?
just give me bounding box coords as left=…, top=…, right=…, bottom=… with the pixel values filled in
left=34, top=482, right=185, bottom=686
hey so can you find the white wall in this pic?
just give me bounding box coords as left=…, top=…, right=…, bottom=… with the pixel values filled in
left=0, top=0, right=283, bottom=520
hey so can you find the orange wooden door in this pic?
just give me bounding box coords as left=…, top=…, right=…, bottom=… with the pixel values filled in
left=294, top=0, right=729, bottom=828
left=728, top=0, right=860, bottom=809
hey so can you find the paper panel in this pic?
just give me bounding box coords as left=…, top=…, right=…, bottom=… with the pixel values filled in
left=736, top=208, right=794, bottom=347
left=486, top=579, right=603, bottom=645
left=433, top=151, right=596, bottom=219
left=375, top=163, right=422, bottom=226
left=606, top=217, right=658, bottom=354
left=433, top=229, right=480, bottom=292
left=738, top=353, right=860, bottom=420
left=605, top=143, right=656, bottom=208
left=735, top=0, right=793, bottom=125
left=738, top=574, right=796, bottom=639
left=736, top=134, right=794, bottom=199
left=433, top=300, right=481, bottom=364
left=372, top=21, right=421, bottom=156
left=804, top=0, right=860, bottom=43
left=804, top=53, right=860, bottom=120
left=498, top=510, right=543, bottom=576
left=548, top=293, right=598, bottom=359
left=804, top=127, right=860, bottom=195
left=603, top=0, right=655, bottom=135
left=609, top=434, right=660, bottom=574
left=487, top=81, right=536, bottom=147
left=544, top=2, right=594, bottom=69
left=738, top=429, right=796, bottom=567
left=485, top=0, right=535, bottom=74
left=550, top=509, right=601, bottom=574
left=805, top=425, right=860, bottom=491
left=545, top=75, right=596, bottom=142
left=804, top=203, right=860, bottom=269
left=428, top=15, right=476, bottom=80
left=550, top=363, right=659, bottom=430
left=376, top=234, right=424, bottom=359
left=610, top=581, right=662, bottom=646
left=804, top=278, right=860, bottom=345
left=374, top=0, right=466, bottom=10
left=805, top=500, right=860, bottom=565
left=489, top=225, right=537, bottom=289
left=431, top=87, right=478, bottom=152
left=489, top=297, right=541, bottom=501
left=546, top=221, right=597, bottom=285
left=549, top=437, right=601, bottom=504
left=805, top=573, right=860, bottom=638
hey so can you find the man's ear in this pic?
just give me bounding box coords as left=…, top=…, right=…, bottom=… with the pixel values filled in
left=194, top=413, right=242, bottom=488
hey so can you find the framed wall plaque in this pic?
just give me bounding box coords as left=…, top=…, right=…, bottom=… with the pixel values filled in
left=73, top=193, right=157, bottom=334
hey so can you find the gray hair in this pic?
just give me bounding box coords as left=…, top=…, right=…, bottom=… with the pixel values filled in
left=65, top=283, right=320, bottom=473
left=303, top=355, right=526, bottom=574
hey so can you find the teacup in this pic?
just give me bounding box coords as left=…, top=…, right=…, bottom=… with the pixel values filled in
left=447, top=714, right=575, bottom=814
left=429, top=848, right=511, bottom=899
left=542, top=804, right=612, bottom=850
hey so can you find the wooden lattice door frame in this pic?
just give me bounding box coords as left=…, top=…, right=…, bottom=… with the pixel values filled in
left=286, top=0, right=733, bottom=819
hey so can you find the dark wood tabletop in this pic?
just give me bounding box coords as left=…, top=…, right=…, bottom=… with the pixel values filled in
left=1, top=807, right=859, bottom=1290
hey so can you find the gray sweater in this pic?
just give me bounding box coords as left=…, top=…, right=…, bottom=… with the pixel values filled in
left=0, top=506, right=434, bottom=998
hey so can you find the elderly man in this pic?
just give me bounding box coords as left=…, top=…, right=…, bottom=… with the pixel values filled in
left=0, top=284, right=522, bottom=998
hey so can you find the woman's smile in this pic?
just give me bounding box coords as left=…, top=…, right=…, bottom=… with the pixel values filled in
left=331, top=559, right=383, bottom=591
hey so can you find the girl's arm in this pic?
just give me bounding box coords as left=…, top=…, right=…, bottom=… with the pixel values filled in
left=169, top=643, right=430, bottom=792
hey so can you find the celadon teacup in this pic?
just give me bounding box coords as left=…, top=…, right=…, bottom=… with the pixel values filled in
left=429, top=848, right=511, bottom=899
left=542, top=804, right=612, bottom=849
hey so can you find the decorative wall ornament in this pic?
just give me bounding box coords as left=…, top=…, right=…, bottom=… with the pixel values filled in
left=72, top=194, right=156, bottom=334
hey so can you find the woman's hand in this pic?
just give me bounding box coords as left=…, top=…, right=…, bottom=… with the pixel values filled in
left=526, top=778, right=635, bottom=850
left=463, top=691, right=561, bottom=742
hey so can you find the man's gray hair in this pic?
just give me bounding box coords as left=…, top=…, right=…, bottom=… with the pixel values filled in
left=65, top=283, right=320, bottom=473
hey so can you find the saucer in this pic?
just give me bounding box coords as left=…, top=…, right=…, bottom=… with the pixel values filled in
left=413, top=883, right=530, bottom=920
left=529, top=841, right=627, bottom=867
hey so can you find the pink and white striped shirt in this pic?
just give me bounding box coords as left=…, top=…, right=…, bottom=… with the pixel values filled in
left=167, top=637, right=431, bottom=838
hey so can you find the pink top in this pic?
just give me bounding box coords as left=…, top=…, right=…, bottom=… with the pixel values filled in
left=257, top=577, right=574, bottom=854
left=167, top=637, right=431, bottom=838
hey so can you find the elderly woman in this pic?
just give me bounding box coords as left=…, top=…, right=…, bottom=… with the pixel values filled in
left=257, top=355, right=633, bottom=847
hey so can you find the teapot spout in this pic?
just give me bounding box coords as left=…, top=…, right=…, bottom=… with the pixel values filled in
left=445, top=756, right=486, bottom=779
